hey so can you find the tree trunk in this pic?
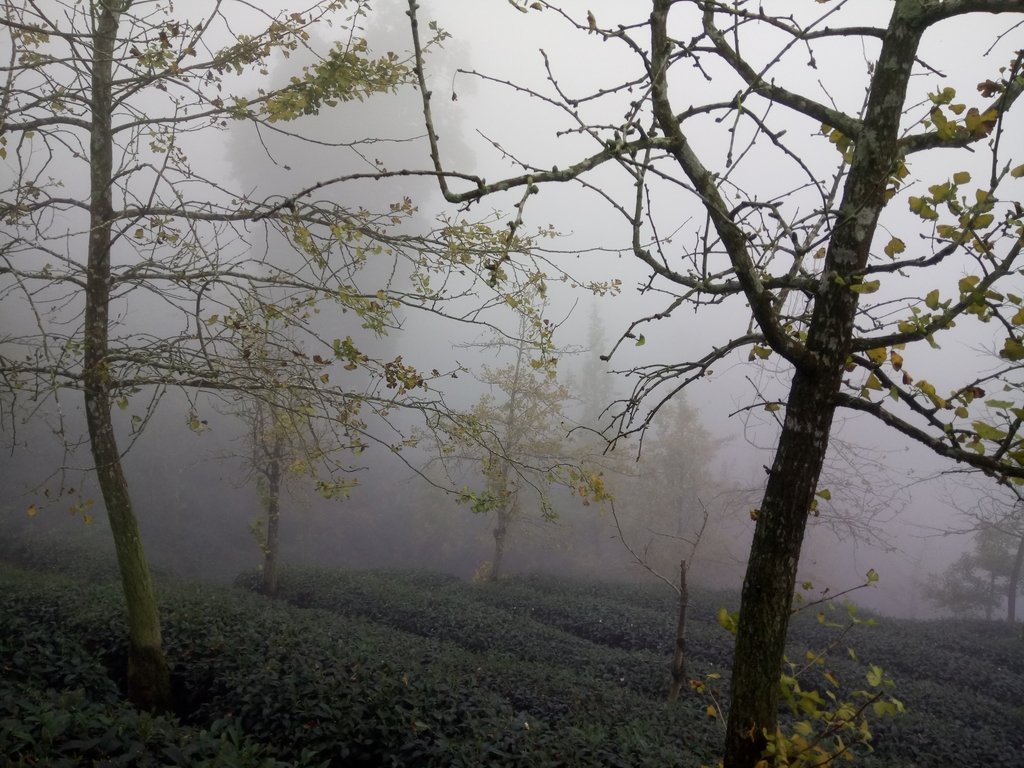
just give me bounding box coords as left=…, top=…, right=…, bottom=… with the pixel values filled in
left=721, top=6, right=923, bottom=765
left=85, top=1, right=169, bottom=711
left=723, top=374, right=838, bottom=765
left=1009, top=532, right=1023, bottom=624
left=260, top=447, right=283, bottom=597
left=668, top=559, right=689, bottom=702
left=490, top=506, right=509, bottom=582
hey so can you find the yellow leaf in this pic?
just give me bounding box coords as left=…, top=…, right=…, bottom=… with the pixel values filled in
left=864, top=373, right=883, bottom=391
left=27, top=504, right=38, bottom=517
left=965, top=107, right=998, bottom=136
left=866, top=347, right=887, bottom=365
left=867, top=664, right=884, bottom=686
left=974, top=420, right=1007, bottom=441
left=1011, top=164, right=1024, bottom=179
left=866, top=568, right=879, bottom=584
left=1001, top=338, right=1024, bottom=361
left=764, top=402, right=781, bottom=412
left=883, top=237, right=905, bottom=258
left=917, top=379, right=946, bottom=407
left=959, top=275, right=980, bottom=293
left=952, top=171, right=971, bottom=184
left=924, top=289, right=941, bottom=310
left=909, top=196, right=939, bottom=220
left=706, top=705, right=717, bottom=718
left=890, top=350, right=904, bottom=370
left=850, top=280, right=881, bottom=294
left=718, top=607, right=739, bottom=633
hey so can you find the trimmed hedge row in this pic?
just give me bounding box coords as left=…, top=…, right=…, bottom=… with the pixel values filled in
left=253, top=566, right=678, bottom=700
left=4, top=557, right=1023, bottom=767
left=2, top=566, right=719, bottom=767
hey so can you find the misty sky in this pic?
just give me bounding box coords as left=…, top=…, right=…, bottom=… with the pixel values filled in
left=3, top=0, right=1023, bottom=618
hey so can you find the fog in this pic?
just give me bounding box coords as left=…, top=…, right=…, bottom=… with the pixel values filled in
left=2, top=0, right=1023, bottom=625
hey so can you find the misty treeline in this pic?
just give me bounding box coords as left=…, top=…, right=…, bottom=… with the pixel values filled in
left=2, top=1, right=1024, bottom=767
left=924, top=481, right=1024, bottom=622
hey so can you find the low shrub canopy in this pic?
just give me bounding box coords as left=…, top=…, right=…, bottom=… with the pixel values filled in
left=2, top=562, right=1022, bottom=767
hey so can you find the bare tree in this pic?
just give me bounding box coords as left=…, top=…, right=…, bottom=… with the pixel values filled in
left=606, top=396, right=716, bottom=701
left=612, top=497, right=709, bottom=702
left=407, top=2, right=1024, bottom=765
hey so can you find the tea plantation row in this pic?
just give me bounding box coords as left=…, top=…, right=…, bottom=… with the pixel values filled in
left=2, top=556, right=1023, bottom=766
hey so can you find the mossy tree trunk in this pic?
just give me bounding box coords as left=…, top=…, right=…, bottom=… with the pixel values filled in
left=719, top=6, right=923, bottom=764
left=722, top=374, right=839, bottom=764
left=84, top=0, right=170, bottom=712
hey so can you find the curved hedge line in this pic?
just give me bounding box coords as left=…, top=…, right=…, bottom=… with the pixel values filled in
left=4, top=561, right=1023, bottom=767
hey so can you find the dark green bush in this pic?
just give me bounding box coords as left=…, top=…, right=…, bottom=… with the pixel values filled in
left=3, top=561, right=1023, bottom=767
left=0, top=520, right=120, bottom=583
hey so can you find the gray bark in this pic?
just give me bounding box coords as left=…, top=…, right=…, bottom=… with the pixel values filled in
left=722, top=4, right=924, bottom=764
left=85, top=0, right=169, bottom=711
left=260, top=436, right=283, bottom=597
left=668, top=560, right=689, bottom=702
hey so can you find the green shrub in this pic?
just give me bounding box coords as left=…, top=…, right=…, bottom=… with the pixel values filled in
left=3, top=562, right=1022, bottom=767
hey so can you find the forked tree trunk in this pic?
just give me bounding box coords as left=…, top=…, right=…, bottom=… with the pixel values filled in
left=668, top=559, right=689, bottom=701
left=85, top=1, right=170, bottom=711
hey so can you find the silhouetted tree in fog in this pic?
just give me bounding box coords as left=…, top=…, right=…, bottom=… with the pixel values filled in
left=425, top=302, right=605, bottom=580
